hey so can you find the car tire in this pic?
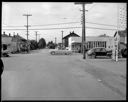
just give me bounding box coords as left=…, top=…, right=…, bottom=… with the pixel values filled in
left=122, top=49, right=127, bottom=58
left=65, top=53, right=69, bottom=55
left=51, top=51, right=55, bottom=55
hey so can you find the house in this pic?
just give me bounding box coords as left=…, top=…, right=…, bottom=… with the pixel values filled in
left=1, top=32, right=28, bottom=53
left=1, top=32, right=12, bottom=52
left=11, top=33, right=28, bottom=52
left=68, top=36, right=114, bottom=52
left=62, top=31, right=80, bottom=47
left=114, top=29, right=127, bottom=50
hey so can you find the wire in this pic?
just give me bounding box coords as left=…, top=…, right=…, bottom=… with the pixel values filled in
left=31, top=22, right=80, bottom=26
left=87, top=3, right=97, bottom=11
left=2, top=26, right=117, bottom=31
left=2, top=21, right=117, bottom=28
left=86, top=21, right=117, bottom=27
left=2, top=22, right=80, bottom=27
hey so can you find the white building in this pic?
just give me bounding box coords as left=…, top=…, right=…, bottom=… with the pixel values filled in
left=68, top=36, right=114, bottom=51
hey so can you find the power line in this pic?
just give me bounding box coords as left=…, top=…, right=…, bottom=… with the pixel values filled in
left=31, top=22, right=80, bottom=26
left=2, top=21, right=117, bottom=28
left=2, top=22, right=80, bottom=28
left=2, top=25, right=24, bottom=27
left=86, top=21, right=117, bottom=27
left=87, top=3, right=97, bottom=11
left=2, top=26, right=118, bottom=31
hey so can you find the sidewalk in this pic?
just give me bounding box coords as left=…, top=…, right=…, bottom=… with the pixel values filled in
left=85, top=58, right=126, bottom=78
left=73, top=53, right=126, bottom=77
left=72, top=54, right=126, bottom=98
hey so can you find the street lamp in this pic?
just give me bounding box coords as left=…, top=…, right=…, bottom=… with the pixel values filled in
left=75, top=2, right=93, bottom=59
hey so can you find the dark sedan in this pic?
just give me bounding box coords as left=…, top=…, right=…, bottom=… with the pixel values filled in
left=121, top=48, right=127, bottom=58
left=87, top=47, right=112, bottom=58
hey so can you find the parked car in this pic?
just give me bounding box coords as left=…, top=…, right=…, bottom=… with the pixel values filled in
left=2, top=49, right=10, bottom=57
left=49, top=49, right=73, bottom=55
left=121, top=48, right=127, bottom=58
left=0, top=59, right=4, bottom=75
left=1, top=44, right=10, bottom=57
left=87, top=47, right=112, bottom=58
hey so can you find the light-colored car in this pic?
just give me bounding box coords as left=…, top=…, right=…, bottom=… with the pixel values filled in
left=49, top=49, right=73, bottom=55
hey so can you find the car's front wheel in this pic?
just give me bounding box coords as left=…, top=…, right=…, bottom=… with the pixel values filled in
left=51, top=51, right=55, bottom=55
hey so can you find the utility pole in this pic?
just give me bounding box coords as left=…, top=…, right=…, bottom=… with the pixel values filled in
left=61, top=30, right=64, bottom=49
left=55, top=37, right=57, bottom=44
left=55, top=37, right=57, bottom=49
left=38, top=34, right=41, bottom=42
left=82, top=3, right=86, bottom=59
left=23, top=14, right=32, bottom=53
left=115, top=3, right=120, bottom=62
left=35, top=31, right=38, bottom=43
left=75, top=2, right=93, bottom=59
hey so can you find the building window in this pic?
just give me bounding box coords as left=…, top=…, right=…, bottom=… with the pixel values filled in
left=2, top=44, right=7, bottom=50
left=94, top=41, right=96, bottom=48
left=98, top=42, right=100, bottom=47
left=91, top=42, right=93, bottom=48
left=104, top=42, right=106, bottom=48
left=96, top=41, right=97, bottom=47
left=102, top=42, right=104, bottom=47
left=101, top=42, right=103, bottom=47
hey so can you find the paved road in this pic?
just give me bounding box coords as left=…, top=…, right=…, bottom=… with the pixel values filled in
left=1, top=49, right=126, bottom=100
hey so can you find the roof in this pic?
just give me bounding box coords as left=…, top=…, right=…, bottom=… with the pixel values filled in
left=98, top=34, right=110, bottom=37
left=114, top=29, right=127, bottom=37
left=63, top=31, right=80, bottom=39
left=1, top=34, right=11, bottom=37
left=12, top=35, right=26, bottom=41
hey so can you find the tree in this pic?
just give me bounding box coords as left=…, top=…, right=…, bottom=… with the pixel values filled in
left=38, top=38, right=46, bottom=49
left=47, top=41, right=56, bottom=49
left=30, top=40, right=38, bottom=50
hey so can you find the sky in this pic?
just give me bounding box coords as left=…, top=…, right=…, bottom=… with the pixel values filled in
left=2, top=2, right=127, bottom=43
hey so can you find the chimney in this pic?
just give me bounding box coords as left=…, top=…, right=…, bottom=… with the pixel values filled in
left=9, top=33, right=11, bottom=37
left=13, top=32, right=15, bottom=37
left=3, top=31, right=5, bottom=35
left=72, top=31, right=74, bottom=33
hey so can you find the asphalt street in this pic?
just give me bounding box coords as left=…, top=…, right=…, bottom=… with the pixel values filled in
left=1, top=49, right=126, bottom=100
